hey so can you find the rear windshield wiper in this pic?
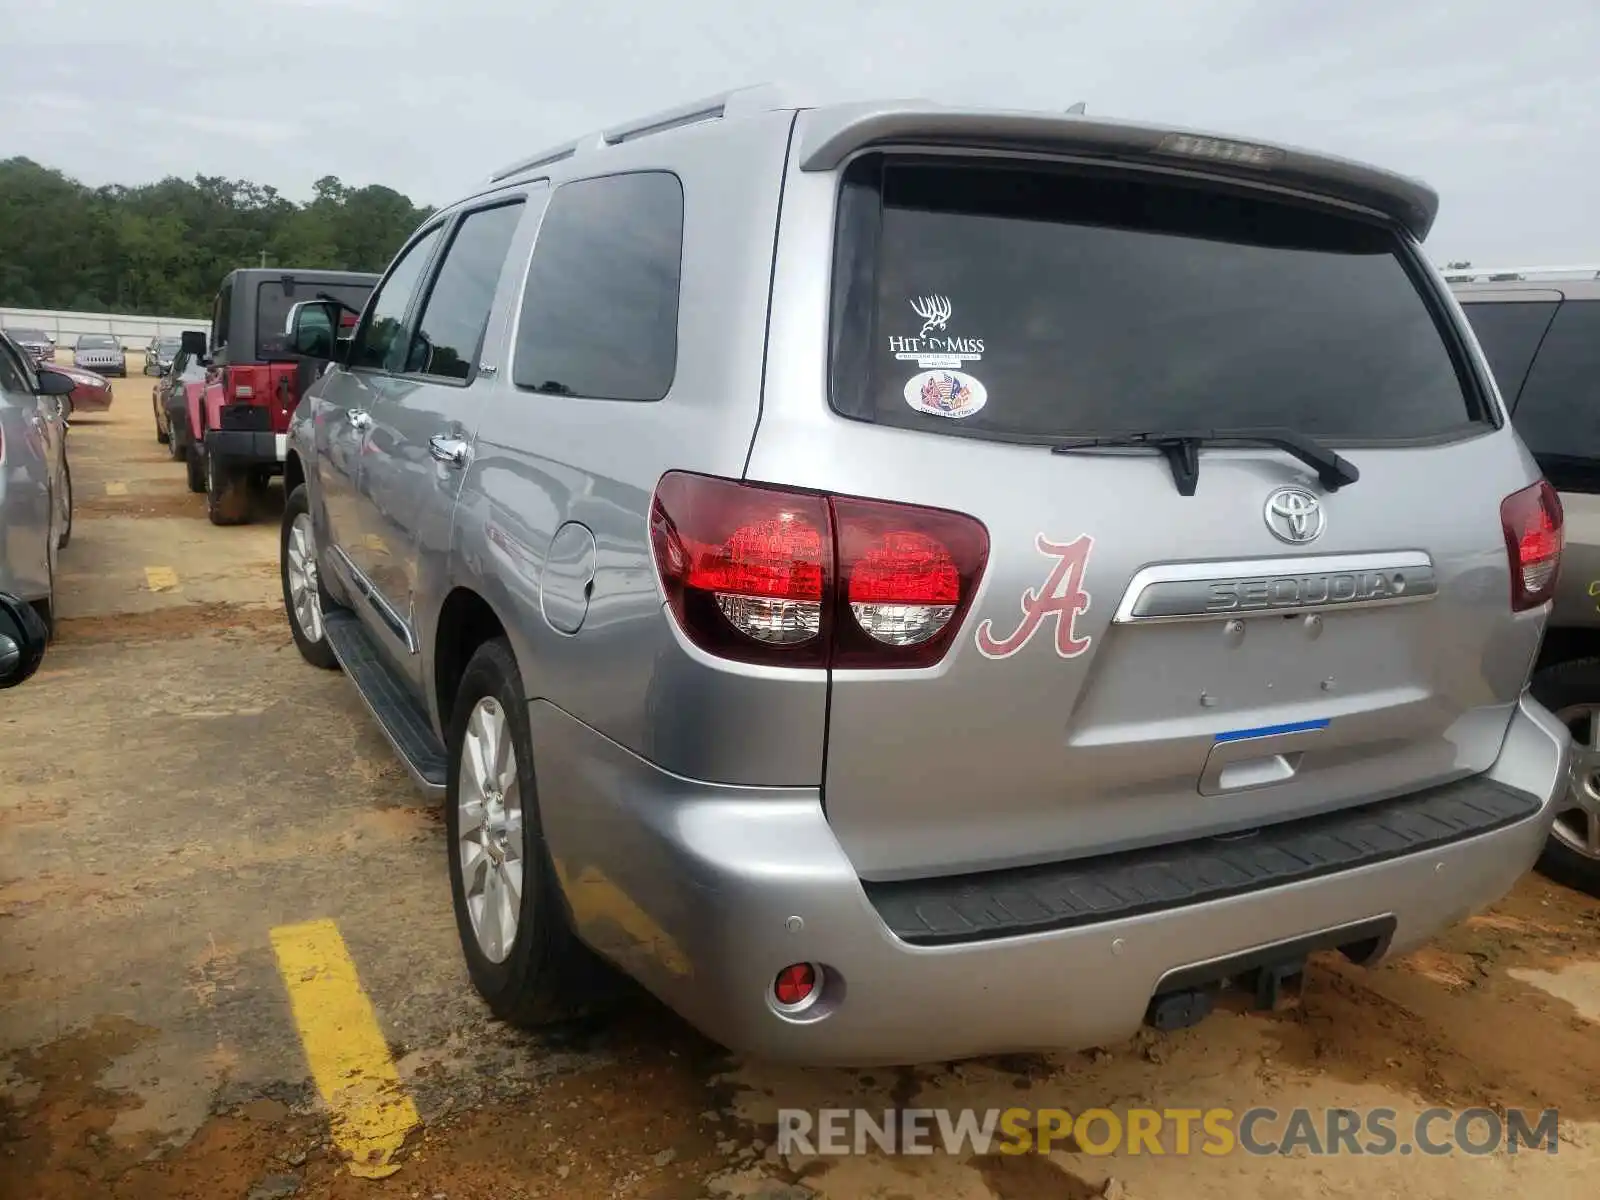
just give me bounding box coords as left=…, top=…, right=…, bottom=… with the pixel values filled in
left=1051, top=428, right=1360, bottom=497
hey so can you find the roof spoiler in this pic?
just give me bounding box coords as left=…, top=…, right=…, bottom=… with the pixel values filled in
left=795, top=102, right=1441, bottom=241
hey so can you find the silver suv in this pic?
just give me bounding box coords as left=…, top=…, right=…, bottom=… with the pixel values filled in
left=1450, top=267, right=1600, bottom=896
left=279, top=87, right=1571, bottom=1065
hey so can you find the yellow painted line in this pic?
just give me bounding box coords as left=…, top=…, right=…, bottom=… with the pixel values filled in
left=105, top=480, right=129, bottom=495
left=143, top=566, right=179, bottom=592
left=270, top=919, right=420, bottom=1178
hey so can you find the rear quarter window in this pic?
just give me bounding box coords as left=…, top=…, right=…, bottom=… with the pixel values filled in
left=829, top=156, right=1489, bottom=445
left=258, top=280, right=375, bottom=360
left=512, top=171, right=684, bottom=402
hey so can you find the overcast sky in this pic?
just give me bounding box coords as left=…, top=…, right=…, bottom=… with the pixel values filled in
left=2, top=0, right=1595, bottom=266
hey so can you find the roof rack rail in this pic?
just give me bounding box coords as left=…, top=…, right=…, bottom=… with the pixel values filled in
left=486, top=83, right=796, bottom=185
left=1442, top=264, right=1600, bottom=282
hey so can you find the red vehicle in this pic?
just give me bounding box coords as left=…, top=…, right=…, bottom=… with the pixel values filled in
left=51, top=364, right=114, bottom=416
left=184, top=269, right=377, bottom=524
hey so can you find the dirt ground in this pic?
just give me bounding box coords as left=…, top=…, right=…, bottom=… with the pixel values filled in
left=3, top=363, right=1600, bottom=1200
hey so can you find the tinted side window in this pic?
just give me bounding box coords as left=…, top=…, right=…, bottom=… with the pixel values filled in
left=407, top=202, right=525, bottom=381
left=1507, top=301, right=1600, bottom=478
left=212, top=285, right=232, bottom=358
left=513, top=172, right=684, bottom=401
left=1458, top=300, right=1558, bottom=407
left=351, top=225, right=446, bottom=373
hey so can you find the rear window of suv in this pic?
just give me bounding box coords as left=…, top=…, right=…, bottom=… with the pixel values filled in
left=828, top=156, right=1489, bottom=444
left=257, top=280, right=375, bottom=360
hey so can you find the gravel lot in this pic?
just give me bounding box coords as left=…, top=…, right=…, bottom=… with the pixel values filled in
left=2, top=364, right=1599, bottom=1200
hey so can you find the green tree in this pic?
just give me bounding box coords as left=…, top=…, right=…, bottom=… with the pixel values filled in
left=0, top=158, right=431, bottom=315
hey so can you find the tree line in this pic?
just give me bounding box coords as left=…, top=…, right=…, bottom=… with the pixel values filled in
left=0, top=157, right=432, bottom=318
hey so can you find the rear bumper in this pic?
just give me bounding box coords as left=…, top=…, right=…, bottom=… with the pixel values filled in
left=532, top=694, right=1569, bottom=1066
left=205, top=429, right=289, bottom=468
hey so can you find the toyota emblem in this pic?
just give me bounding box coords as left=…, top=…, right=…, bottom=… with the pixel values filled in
left=1264, top=487, right=1325, bottom=544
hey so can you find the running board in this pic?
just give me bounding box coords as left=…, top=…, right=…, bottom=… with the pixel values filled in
left=322, top=609, right=448, bottom=794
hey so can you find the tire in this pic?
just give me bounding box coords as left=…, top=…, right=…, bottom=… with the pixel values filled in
left=185, top=443, right=205, bottom=493
left=31, top=535, right=55, bottom=640
left=1529, top=658, right=1600, bottom=897
left=280, top=483, right=339, bottom=670
left=29, top=599, right=53, bottom=641
left=446, top=638, right=611, bottom=1027
left=205, top=447, right=251, bottom=526
left=154, top=396, right=169, bottom=444
left=56, top=455, right=72, bottom=550
left=168, top=420, right=186, bottom=462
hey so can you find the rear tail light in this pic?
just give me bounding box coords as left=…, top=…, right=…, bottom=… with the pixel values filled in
left=650, top=472, right=989, bottom=669
left=1500, top=480, right=1563, bottom=611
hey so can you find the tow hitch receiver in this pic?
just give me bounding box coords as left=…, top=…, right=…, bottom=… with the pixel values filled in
left=1144, top=956, right=1309, bottom=1032
left=1142, top=919, right=1393, bottom=1034
left=1249, top=958, right=1306, bottom=1011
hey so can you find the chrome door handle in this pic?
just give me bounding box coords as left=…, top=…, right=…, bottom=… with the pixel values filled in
left=429, top=435, right=469, bottom=467
left=349, top=409, right=373, bottom=431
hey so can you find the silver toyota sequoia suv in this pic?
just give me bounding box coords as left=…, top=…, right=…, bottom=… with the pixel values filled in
left=279, top=86, right=1572, bottom=1066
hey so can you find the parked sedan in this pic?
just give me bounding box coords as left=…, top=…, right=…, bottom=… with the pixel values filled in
left=49, top=364, right=114, bottom=417
left=0, top=332, right=75, bottom=632
left=73, top=333, right=126, bottom=378
left=3, top=327, right=55, bottom=365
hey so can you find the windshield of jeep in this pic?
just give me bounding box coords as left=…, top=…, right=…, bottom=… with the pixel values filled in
left=827, top=157, right=1491, bottom=445
left=78, top=335, right=118, bottom=349
left=256, top=280, right=374, bottom=359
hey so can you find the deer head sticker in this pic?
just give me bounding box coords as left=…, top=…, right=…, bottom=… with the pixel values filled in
left=910, top=295, right=953, bottom=339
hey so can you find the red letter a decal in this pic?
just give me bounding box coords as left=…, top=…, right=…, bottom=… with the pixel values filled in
left=974, top=534, right=1094, bottom=660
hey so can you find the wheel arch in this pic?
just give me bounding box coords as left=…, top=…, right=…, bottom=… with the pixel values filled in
left=282, top=449, right=306, bottom=500
left=434, top=587, right=511, bottom=736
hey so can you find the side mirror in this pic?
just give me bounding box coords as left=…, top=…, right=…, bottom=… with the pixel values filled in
left=0, top=592, right=49, bottom=690
left=34, top=369, right=76, bottom=397
left=180, top=330, right=207, bottom=356
left=284, top=299, right=342, bottom=361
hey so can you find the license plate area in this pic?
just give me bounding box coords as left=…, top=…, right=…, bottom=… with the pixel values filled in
left=1069, top=608, right=1436, bottom=750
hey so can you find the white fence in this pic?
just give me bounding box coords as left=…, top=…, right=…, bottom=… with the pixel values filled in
left=0, top=306, right=208, bottom=350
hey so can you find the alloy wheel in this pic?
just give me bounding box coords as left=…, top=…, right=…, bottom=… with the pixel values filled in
left=457, top=696, right=524, bottom=964
left=284, top=513, right=324, bottom=644
left=1553, top=703, right=1600, bottom=860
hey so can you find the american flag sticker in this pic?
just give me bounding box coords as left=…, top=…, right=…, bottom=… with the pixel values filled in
left=903, top=369, right=988, bottom=420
